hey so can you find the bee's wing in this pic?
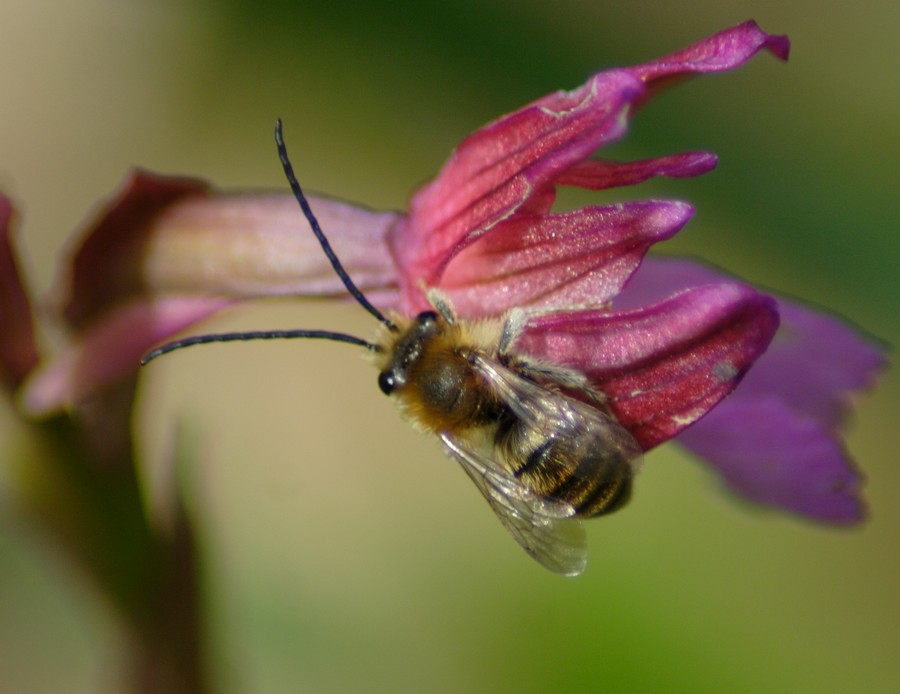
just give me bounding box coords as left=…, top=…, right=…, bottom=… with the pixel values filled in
left=440, top=432, right=588, bottom=576
left=471, top=354, right=643, bottom=474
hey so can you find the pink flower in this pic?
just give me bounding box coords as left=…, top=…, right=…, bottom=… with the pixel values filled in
left=13, top=21, right=885, bottom=526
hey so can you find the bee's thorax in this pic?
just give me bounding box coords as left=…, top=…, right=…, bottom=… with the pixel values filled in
left=372, top=311, right=504, bottom=432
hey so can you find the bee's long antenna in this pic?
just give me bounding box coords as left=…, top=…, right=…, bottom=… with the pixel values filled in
left=141, top=329, right=376, bottom=365
left=275, top=119, right=397, bottom=332
left=141, top=120, right=396, bottom=366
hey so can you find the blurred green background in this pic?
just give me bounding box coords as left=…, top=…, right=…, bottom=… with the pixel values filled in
left=1, top=1, right=897, bottom=692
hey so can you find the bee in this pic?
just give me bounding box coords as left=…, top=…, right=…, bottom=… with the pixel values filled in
left=143, top=120, right=642, bottom=576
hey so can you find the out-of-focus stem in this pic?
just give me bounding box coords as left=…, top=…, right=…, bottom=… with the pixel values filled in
left=13, top=390, right=208, bottom=693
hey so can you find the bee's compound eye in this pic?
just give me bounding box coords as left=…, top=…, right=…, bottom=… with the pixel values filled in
left=416, top=310, right=439, bottom=325
left=378, top=370, right=396, bottom=395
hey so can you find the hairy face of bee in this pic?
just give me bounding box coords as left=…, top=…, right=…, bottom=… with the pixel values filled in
left=373, top=311, right=504, bottom=433
left=376, top=311, right=440, bottom=395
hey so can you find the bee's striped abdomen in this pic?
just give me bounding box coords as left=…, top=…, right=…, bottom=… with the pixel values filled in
left=497, top=416, right=633, bottom=519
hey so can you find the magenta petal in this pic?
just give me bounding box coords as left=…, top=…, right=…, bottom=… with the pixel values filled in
left=0, top=194, right=39, bottom=390
left=21, top=296, right=231, bottom=415
left=389, top=21, right=790, bottom=310
left=514, top=283, right=779, bottom=449
left=556, top=152, right=718, bottom=191
left=391, top=70, right=646, bottom=294
left=675, top=398, right=865, bottom=524
left=437, top=200, right=694, bottom=316
left=628, top=20, right=790, bottom=89
left=620, top=256, right=885, bottom=521
left=622, top=256, right=887, bottom=430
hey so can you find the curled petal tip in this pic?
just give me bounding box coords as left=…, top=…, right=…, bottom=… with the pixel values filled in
left=629, top=20, right=791, bottom=88
left=740, top=20, right=790, bottom=61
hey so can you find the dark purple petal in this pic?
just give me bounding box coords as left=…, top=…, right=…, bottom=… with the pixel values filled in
left=556, top=152, right=718, bottom=191
left=0, top=194, right=39, bottom=390
left=622, top=256, right=887, bottom=429
left=676, top=398, right=865, bottom=524
left=62, top=170, right=210, bottom=327
left=616, top=254, right=721, bottom=308
left=514, top=283, right=779, bottom=449
left=436, top=201, right=694, bottom=317
left=727, top=301, right=887, bottom=430
left=622, top=256, right=885, bottom=522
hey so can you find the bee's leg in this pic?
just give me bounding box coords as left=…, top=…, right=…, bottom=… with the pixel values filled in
left=498, top=308, right=527, bottom=355
left=499, top=311, right=608, bottom=408
left=425, top=288, right=458, bottom=325
left=513, top=358, right=608, bottom=407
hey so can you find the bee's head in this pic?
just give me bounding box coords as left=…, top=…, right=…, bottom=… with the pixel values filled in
left=377, top=311, right=441, bottom=395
